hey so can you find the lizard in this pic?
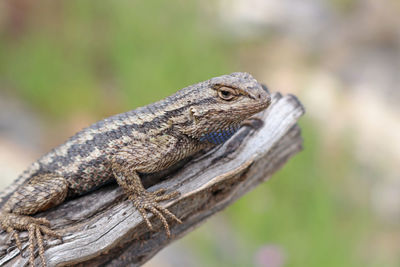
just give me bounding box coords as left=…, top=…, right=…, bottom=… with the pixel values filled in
left=0, top=72, right=271, bottom=266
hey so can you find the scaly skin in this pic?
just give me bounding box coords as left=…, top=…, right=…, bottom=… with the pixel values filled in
left=0, top=72, right=271, bottom=266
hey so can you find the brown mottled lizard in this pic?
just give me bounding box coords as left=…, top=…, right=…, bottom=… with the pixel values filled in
left=0, top=72, right=271, bottom=266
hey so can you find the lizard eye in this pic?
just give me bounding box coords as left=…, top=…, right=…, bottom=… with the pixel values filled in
left=217, top=87, right=236, bottom=101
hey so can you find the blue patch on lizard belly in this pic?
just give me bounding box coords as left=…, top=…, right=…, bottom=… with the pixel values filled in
left=199, top=124, right=240, bottom=145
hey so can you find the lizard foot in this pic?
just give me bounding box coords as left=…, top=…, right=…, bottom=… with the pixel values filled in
left=1, top=213, right=61, bottom=267
left=129, top=189, right=181, bottom=237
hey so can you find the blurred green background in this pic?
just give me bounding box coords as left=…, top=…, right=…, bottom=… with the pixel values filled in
left=1, top=0, right=399, bottom=266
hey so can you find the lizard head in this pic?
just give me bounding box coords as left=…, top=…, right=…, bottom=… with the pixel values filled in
left=176, top=72, right=271, bottom=142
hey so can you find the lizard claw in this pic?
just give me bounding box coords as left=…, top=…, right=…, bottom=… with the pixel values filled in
left=130, top=189, right=181, bottom=237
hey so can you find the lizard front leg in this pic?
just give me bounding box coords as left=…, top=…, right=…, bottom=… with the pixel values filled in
left=0, top=174, right=68, bottom=266
left=111, top=149, right=182, bottom=237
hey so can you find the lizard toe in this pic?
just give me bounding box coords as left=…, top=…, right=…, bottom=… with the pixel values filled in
left=154, top=191, right=180, bottom=202
left=130, top=189, right=180, bottom=237
left=148, top=206, right=171, bottom=237
left=153, top=188, right=167, bottom=196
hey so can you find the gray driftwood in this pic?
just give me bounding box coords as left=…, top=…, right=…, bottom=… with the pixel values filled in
left=0, top=92, right=305, bottom=266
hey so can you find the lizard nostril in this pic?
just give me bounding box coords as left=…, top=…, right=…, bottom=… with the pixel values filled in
left=257, top=94, right=261, bottom=99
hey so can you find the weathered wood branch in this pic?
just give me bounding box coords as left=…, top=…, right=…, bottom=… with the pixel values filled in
left=0, top=92, right=305, bottom=266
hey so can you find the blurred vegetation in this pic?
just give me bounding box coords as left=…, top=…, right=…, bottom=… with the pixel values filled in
left=0, top=1, right=232, bottom=117
left=0, top=0, right=391, bottom=267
